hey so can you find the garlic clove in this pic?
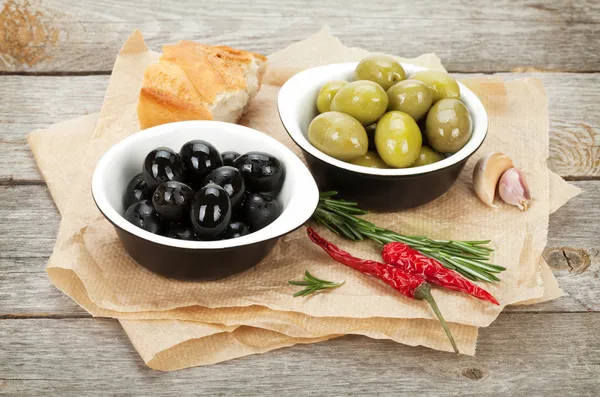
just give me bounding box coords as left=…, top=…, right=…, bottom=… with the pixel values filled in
left=498, top=167, right=531, bottom=211
left=473, top=152, right=514, bottom=207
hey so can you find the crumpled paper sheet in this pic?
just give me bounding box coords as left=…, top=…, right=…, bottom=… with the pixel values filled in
left=28, top=28, right=580, bottom=369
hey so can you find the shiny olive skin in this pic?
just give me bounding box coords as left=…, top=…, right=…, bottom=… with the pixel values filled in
left=179, top=140, right=223, bottom=188
left=354, top=56, right=406, bottom=90
left=152, top=181, right=194, bottom=222
left=242, top=193, right=282, bottom=231
left=316, top=80, right=348, bottom=113
left=386, top=80, right=433, bottom=120
left=142, top=148, right=185, bottom=191
left=375, top=111, right=422, bottom=168
left=410, top=71, right=460, bottom=103
left=330, top=80, right=388, bottom=125
left=222, top=221, right=251, bottom=240
left=221, top=151, right=240, bottom=167
left=233, top=152, right=285, bottom=195
left=308, top=111, right=368, bottom=161
left=203, top=166, right=245, bottom=209
left=412, top=146, right=445, bottom=167
left=124, top=200, right=164, bottom=234
left=123, top=173, right=151, bottom=208
left=350, top=151, right=389, bottom=168
left=165, top=222, right=198, bottom=240
left=425, top=98, right=472, bottom=153
left=190, top=184, right=232, bottom=240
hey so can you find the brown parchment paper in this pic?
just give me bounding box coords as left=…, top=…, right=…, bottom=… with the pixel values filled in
left=27, top=28, right=576, bottom=368
left=44, top=31, right=545, bottom=324
left=27, top=108, right=568, bottom=367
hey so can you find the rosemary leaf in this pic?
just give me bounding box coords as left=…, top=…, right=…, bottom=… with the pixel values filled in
left=289, top=271, right=345, bottom=297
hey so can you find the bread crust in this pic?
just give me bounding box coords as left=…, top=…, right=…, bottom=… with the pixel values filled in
left=138, top=41, right=267, bottom=129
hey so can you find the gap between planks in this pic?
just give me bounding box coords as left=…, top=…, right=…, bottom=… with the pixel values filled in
left=0, top=178, right=47, bottom=186
left=0, top=310, right=597, bottom=320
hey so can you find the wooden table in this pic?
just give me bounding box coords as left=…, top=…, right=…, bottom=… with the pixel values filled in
left=1, top=0, right=598, bottom=395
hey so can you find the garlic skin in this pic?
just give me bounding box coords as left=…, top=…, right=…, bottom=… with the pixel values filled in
left=473, top=152, right=514, bottom=207
left=498, top=167, right=531, bottom=210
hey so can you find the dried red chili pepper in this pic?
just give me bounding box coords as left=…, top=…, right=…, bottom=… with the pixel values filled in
left=381, top=242, right=499, bottom=306
left=307, top=227, right=459, bottom=354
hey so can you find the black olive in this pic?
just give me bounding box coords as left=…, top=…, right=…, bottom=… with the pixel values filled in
left=222, top=221, right=251, bottom=240
left=142, top=147, right=185, bottom=191
left=165, top=222, right=198, bottom=241
left=233, top=152, right=285, bottom=194
left=124, top=200, right=164, bottom=234
left=180, top=140, right=223, bottom=188
left=123, top=173, right=150, bottom=208
left=190, top=184, right=232, bottom=240
left=221, top=151, right=240, bottom=167
left=152, top=181, right=194, bottom=222
left=241, top=193, right=282, bottom=231
left=203, top=166, right=245, bottom=209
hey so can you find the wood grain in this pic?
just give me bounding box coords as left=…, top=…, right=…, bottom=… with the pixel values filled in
left=0, top=75, right=108, bottom=183
left=0, top=185, right=59, bottom=258
left=0, top=314, right=598, bottom=395
left=1, top=181, right=597, bottom=317
left=472, top=73, right=600, bottom=179
left=0, top=259, right=87, bottom=317
left=1, top=73, right=599, bottom=183
left=1, top=0, right=598, bottom=73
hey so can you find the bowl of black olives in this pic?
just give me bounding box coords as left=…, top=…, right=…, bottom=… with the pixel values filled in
left=92, top=121, right=319, bottom=280
left=278, top=58, right=488, bottom=211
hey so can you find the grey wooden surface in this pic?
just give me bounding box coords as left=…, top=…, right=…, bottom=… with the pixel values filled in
left=0, top=0, right=599, bottom=395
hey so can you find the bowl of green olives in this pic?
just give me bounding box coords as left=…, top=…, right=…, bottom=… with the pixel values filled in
left=278, top=57, right=488, bottom=211
left=92, top=121, right=319, bottom=280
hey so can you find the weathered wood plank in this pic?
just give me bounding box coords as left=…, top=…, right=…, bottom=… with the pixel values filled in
left=0, top=75, right=108, bottom=183
left=0, top=314, right=598, bottom=395
left=0, top=259, right=88, bottom=317
left=1, top=0, right=598, bottom=73
left=1, top=73, right=599, bottom=182
left=0, top=185, right=59, bottom=258
left=0, top=76, right=106, bottom=138
left=1, top=181, right=598, bottom=316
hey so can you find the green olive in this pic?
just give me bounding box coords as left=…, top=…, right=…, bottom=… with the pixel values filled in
left=308, top=111, right=368, bottom=161
left=316, top=80, right=348, bottom=113
left=355, top=56, right=406, bottom=90
left=425, top=99, right=472, bottom=153
left=375, top=111, right=422, bottom=168
left=410, top=70, right=460, bottom=103
left=351, top=151, right=389, bottom=168
left=330, top=80, right=388, bottom=125
left=412, top=146, right=444, bottom=167
left=386, top=80, right=433, bottom=120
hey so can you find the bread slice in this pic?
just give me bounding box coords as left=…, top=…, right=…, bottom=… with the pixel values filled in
left=138, top=41, right=268, bottom=129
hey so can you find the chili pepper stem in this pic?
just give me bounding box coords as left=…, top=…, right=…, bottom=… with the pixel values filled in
left=414, top=283, right=459, bottom=354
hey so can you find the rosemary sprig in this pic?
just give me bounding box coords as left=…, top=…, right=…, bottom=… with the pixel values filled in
left=289, top=270, right=345, bottom=297
left=313, top=192, right=506, bottom=283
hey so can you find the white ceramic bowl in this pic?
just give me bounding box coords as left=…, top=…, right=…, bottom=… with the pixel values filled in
left=92, top=120, right=319, bottom=280
left=278, top=62, right=488, bottom=210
